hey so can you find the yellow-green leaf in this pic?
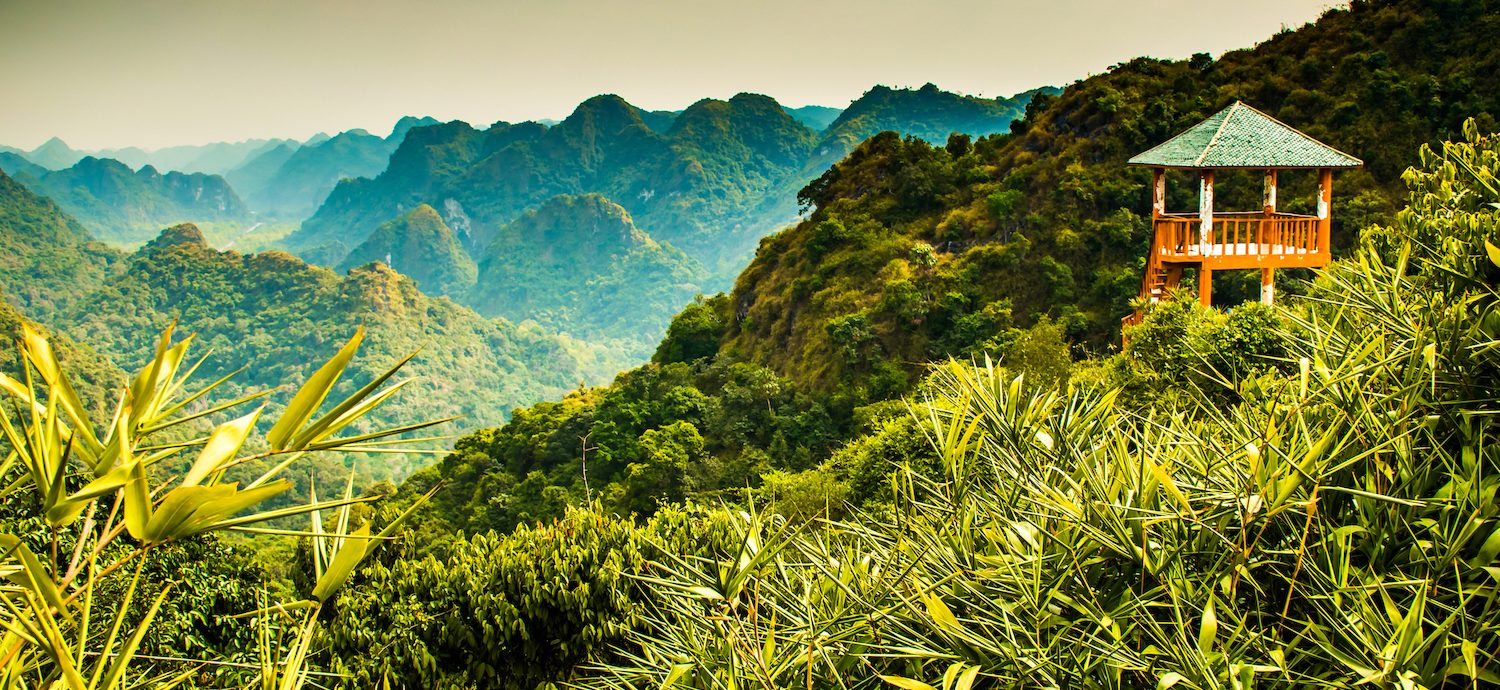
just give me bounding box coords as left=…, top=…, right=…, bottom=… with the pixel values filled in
left=1198, top=600, right=1218, bottom=654
left=311, top=523, right=375, bottom=602
left=267, top=328, right=363, bottom=451
left=923, top=592, right=963, bottom=633
left=880, top=675, right=939, bottom=690
left=183, top=407, right=262, bottom=486
left=0, top=535, right=73, bottom=624
left=123, top=460, right=152, bottom=541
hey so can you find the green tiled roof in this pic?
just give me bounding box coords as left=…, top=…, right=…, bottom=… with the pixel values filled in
left=1128, top=102, right=1362, bottom=169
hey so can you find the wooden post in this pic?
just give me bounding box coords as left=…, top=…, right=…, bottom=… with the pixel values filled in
left=1263, top=169, right=1278, bottom=214
left=1152, top=168, right=1165, bottom=220
left=1199, top=268, right=1212, bottom=307
left=1317, top=168, right=1332, bottom=255
left=1199, top=169, right=1214, bottom=254
left=1262, top=169, right=1277, bottom=253
left=1261, top=267, right=1274, bottom=305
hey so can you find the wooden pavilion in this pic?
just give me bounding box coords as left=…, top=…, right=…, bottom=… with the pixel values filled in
left=1123, top=102, right=1361, bottom=327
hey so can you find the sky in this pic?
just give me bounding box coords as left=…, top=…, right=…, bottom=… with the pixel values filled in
left=0, top=0, right=1338, bottom=151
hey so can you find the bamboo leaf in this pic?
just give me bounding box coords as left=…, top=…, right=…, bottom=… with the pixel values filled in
left=267, top=328, right=363, bottom=451
left=182, top=406, right=262, bottom=486
left=1198, top=600, right=1218, bottom=654
left=311, top=523, right=374, bottom=603
left=956, top=665, right=980, bottom=690
left=290, top=348, right=419, bottom=449
left=122, top=460, right=151, bottom=542
left=0, top=535, right=73, bottom=624
left=880, top=675, right=939, bottom=690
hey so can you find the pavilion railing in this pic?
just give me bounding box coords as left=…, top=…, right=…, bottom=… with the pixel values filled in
left=1152, top=212, right=1321, bottom=261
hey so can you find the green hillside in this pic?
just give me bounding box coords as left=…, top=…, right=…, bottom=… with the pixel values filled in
left=468, top=193, right=705, bottom=347
left=402, top=0, right=1500, bottom=534
left=807, top=83, right=1061, bottom=169
left=339, top=203, right=477, bottom=297
left=723, top=0, right=1498, bottom=398
left=3, top=156, right=253, bottom=245
left=55, top=223, right=591, bottom=460
left=0, top=169, right=124, bottom=313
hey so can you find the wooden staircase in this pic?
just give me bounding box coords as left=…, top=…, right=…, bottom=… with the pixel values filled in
left=1122, top=228, right=1183, bottom=335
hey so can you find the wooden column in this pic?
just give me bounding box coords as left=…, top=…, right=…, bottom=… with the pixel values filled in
left=1317, top=168, right=1332, bottom=255
left=1263, top=169, right=1278, bottom=215
left=1152, top=168, right=1166, bottom=220
left=1262, top=169, right=1277, bottom=305
left=1198, top=170, right=1214, bottom=306
left=1199, top=170, right=1214, bottom=252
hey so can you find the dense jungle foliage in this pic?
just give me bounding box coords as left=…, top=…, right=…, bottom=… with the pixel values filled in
left=3, top=1, right=1498, bottom=688
left=725, top=0, right=1498, bottom=401
left=321, top=112, right=1500, bottom=690
left=394, top=0, right=1500, bottom=542
left=13, top=113, right=1483, bottom=689
left=56, top=224, right=590, bottom=454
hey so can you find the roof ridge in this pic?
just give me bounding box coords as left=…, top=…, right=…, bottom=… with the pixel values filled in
left=1194, top=101, right=1240, bottom=167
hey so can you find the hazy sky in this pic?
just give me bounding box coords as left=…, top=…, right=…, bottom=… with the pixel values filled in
left=1, top=0, right=1337, bottom=150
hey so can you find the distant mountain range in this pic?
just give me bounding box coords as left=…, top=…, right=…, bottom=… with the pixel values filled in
left=0, top=155, right=251, bottom=245
left=228, top=117, right=438, bottom=219
left=288, top=84, right=1056, bottom=279
left=2, top=84, right=1057, bottom=351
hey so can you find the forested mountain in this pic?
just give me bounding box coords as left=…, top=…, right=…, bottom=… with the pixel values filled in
left=0, top=170, right=124, bottom=312
left=784, top=104, right=843, bottom=131
left=229, top=119, right=436, bottom=218
left=401, top=0, right=1500, bottom=538
left=468, top=193, right=705, bottom=343
left=807, top=83, right=1061, bottom=168
left=290, top=86, right=1048, bottom=279
left=338, top=203, right=476, bottom=296
left=722, top=0, right=1497, bottom=396
left=0, top=155, right=251, bottom=246
left=288, top=93, right=816, bottom=272
left=7, top=0, right=1500, bottom=686
left=53, top=223, right=591, bottom=449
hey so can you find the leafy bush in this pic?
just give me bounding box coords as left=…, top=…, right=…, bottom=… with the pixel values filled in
left=322, top=508, right=648, bottom=689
